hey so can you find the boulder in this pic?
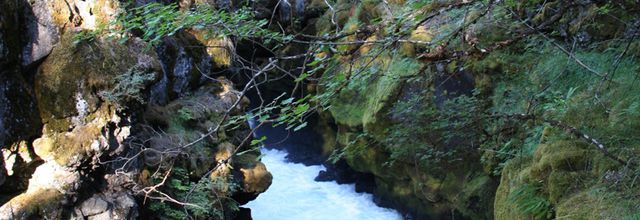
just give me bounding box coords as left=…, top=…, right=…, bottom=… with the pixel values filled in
left=74, top=193, right=138, bottom=220
left=0, top=158, right=80, bottom=219
left=79, top=196, right=110, bottom=217
left=0, top=0, right=21, bottom=69
left=1, top=29, right=158, bottom=220
left=26, top=162, right=81, bottom=194
left=21, top=0, right=123, bottom=66
left=21, top=0, right=64, bottom=66
left=239, top=161, right=272, bottom=194
left=0, top=72, right=41, bottom=150
left=35, top=32, right=159, bottom=129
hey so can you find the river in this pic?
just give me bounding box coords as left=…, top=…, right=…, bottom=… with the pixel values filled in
left=244, top=148, right=403, bottom=220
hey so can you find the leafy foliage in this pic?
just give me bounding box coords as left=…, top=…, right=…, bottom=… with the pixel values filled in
left=81, top=3, right=286, bottom=46
left=385, top=91, right=482, bottom=170
left=148, top=167, right=239, bottom=219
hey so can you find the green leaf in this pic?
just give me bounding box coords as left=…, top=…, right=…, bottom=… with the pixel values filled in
left=295, top=72, right=311, bottom=82
left=293, top=122, right=308, bottom=131
left=293, top=103, right=310, bottom=115
left=250, top=136, right=267, bottom=146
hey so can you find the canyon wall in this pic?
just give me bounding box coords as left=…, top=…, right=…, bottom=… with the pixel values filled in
left=0, top=0, right=273, bottom=219
left=310, top=1, right=640, bottom=219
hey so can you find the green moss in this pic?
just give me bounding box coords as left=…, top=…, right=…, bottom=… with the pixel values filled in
left=556, top=189, right=639, bottom=220
left=546, top=171, right=590, bottom=204
left=530, top=141, right=592, bottom=180
left=35, top=31, right=158, bottom=135
left=495, top=139, right=635, bottom=220
left=326, top=56, right=421, bottom=130
left=494, top=157, right=535, bottom=220
left=37, top=33, right=119, bottom=119
left=33, top=105, right=113, bottom=166
left=3, top=189, right=65, bottom=219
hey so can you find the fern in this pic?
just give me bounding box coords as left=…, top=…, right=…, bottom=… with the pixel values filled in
left=508, top=184, right=554, bottom=220
left=99, top=66, right=156, bottom=108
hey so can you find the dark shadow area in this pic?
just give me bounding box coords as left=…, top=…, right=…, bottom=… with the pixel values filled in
left=251, top=113, right=325, bottom=166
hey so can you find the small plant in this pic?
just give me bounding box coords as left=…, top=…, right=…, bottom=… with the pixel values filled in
left=99, top=66, right=156, bottom=108
left=73, top=30, right=100, bottom=44
left=596, top=3, right=613, bottom=15
left=225, top=92, right=315, bottom=133
left=177, top=107, right=195, bottom=122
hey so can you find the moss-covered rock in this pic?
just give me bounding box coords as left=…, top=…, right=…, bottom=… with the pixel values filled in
left=35, top=32, right=160, bottom=132
left=238, top=160, right=273, bottom=194
left=555, top=189, right=639, bottom=220
left=32, top=32, right=160, bottom=168
left=324, top=56, right=421, bottom=131
left=494, top=140, right=634, bottom=220
left=189, top=29, right=234, bottom=69
left=0, top=161, right=81, bottom=219
left=0, top=188, right=66, bottom=219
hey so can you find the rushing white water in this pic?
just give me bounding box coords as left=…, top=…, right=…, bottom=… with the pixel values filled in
left=244, top=148, right=403, bottom=220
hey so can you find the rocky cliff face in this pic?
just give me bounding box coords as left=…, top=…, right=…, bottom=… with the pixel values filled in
left=0, top=0, right=272, bottom=219
left=2, top=0, right=639, bottom=219
left=308, top=0, right=640, bottom=219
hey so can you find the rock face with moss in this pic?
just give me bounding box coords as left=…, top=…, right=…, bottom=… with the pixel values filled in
left=1, top=30, right=156, bottom=218
left=494, top=141, right=631, bottom=220
left=310, top=0, right=640, bottom=219
left=139, top=80, right=272, bottom=218
left=0, top=1, right=272, bottom=219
